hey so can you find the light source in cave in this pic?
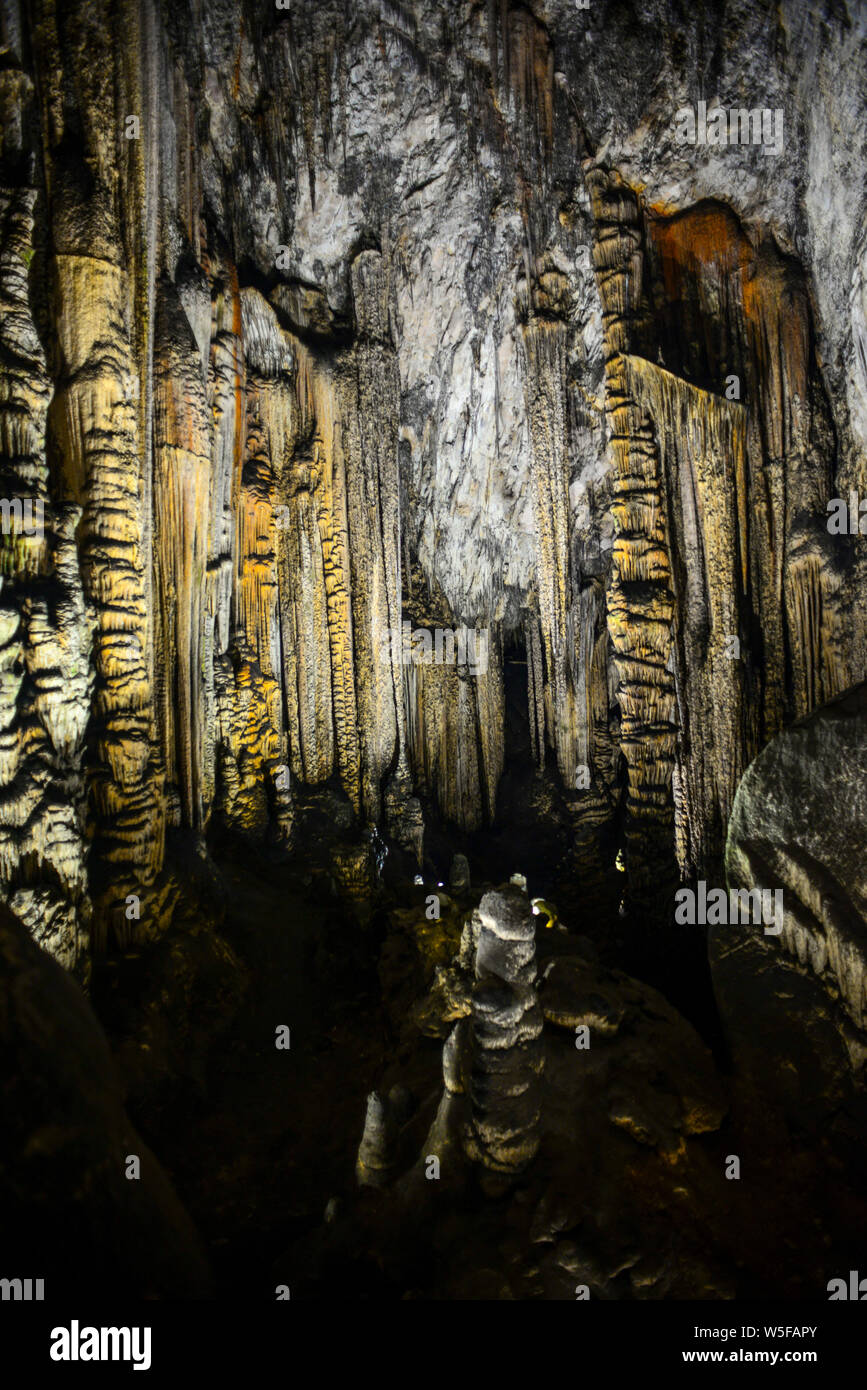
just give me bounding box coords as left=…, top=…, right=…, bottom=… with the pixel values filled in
left=531, top=896, right=561, bottom=930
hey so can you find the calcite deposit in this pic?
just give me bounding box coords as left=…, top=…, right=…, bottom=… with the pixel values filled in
left=2, top=0, right=863, bottom=962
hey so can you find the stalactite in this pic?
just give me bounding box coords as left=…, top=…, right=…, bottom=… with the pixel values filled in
left=343, top=251, right=405, bottom=824
left=501, top=6, right=554, bottom=168
left=524, top=614, right=545, bottom=771
left=21, top=0, right=179, bottom=946
left=587, top=168, right=677, bottom=894
left=213, top=652, right=280, bottom=839
left=785, top=548, right=846, bottom=719
left=47, top=233, right=163, bottom=939
left=279, top=433, right=337, bottom=787
left=216, top=346, right=294, bottom=838
left=281, top=341, right=361, bottom=812
left=403, top=633, right=504, bottom=831
left=589, top=177, right=847, bottom=888
left=208, top=259, right=247, bottom=658
left=237, top=289, right=296, bottom=810
left=622, top=354, right=750, bottom=876
left=521, top=319, right=580, bottom=787
left=51, top=251, right=166, bottom=942
left=645, top=203, right=847, bottom=744
left=153, top=279, right=212, bottom=831
left=5, top=0, right=858, bottom=981
left=270, top=254, right=410, bottom=829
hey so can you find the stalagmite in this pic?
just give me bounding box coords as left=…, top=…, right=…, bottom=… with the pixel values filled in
left=463, top=885, right=544, bottom=1182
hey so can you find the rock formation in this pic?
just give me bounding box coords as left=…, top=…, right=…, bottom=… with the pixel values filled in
left=344, top=882, right=731, bottom=1298
left=463, top=886, right=544, bottom=1180
left=711, top=681, right=867, bottom=1124
left=2, top=0, right=867, bottom=1306
left=2, top=0, right=864, bottom=963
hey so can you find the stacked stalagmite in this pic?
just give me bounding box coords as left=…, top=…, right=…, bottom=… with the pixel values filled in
left=464, top=886, right=544, bottom=1180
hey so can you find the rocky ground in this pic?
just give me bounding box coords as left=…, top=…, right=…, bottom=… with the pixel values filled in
left=26, top=698, right=860, bottom=1301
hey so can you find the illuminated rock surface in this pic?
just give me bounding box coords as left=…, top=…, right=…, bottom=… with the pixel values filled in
left=1, top=0, right=863, bottom=958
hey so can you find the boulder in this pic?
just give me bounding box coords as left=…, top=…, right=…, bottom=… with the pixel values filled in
left=711, top=681, right=867, bottom=1125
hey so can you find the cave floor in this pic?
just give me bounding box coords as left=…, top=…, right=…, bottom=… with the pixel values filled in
left=90, top=842, right=867, bottom=1300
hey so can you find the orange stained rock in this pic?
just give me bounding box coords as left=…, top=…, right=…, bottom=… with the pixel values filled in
left=648, top=202, right=750, bottom=300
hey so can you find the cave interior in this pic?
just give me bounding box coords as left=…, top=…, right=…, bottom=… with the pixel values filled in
left=1, top=0, right=867, bottom=1303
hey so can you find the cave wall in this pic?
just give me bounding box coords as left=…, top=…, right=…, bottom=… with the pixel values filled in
left=1, top=0, right=865, bottom=967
